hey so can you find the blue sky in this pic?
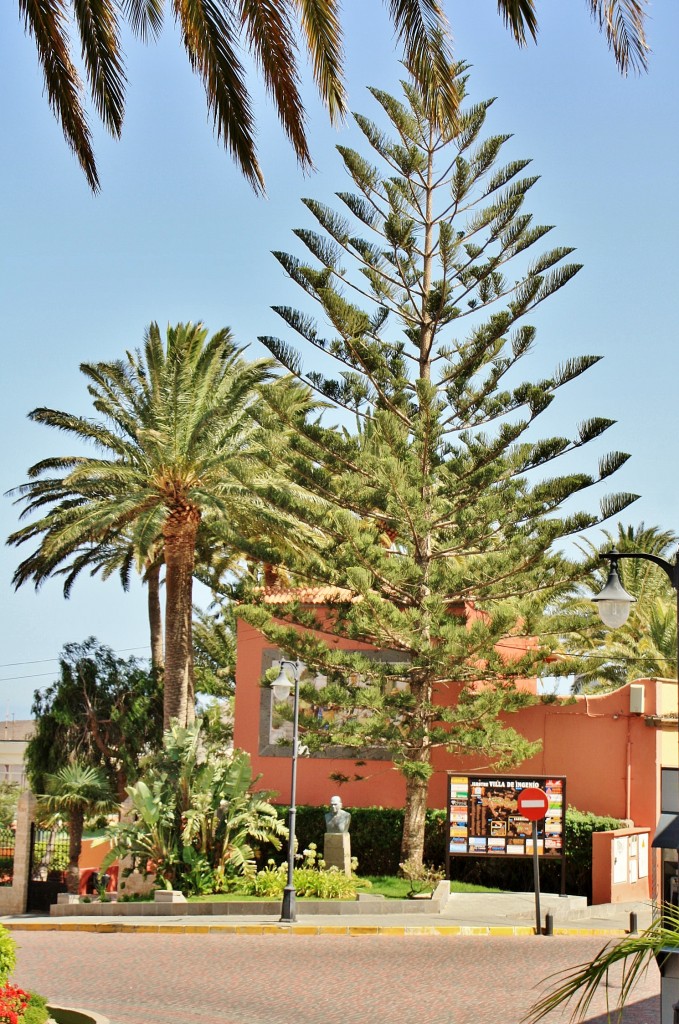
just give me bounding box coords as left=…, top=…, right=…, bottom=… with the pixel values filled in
left=1, top=3, right=677, bottom=719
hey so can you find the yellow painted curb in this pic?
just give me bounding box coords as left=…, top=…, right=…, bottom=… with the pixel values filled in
left=1, top=920, right=634, bottom=939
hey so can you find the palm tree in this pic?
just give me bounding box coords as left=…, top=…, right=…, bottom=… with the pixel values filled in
left=8, top=322, right=305, bottom=728
left=17, top=0, right=648, bottom=193
left=526, top=904, right=679, bottom=1022
left=41, top=762, right=117, bottom=894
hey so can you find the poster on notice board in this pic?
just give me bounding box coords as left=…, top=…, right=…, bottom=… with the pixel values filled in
left=447, top=773, right=566, bottom=858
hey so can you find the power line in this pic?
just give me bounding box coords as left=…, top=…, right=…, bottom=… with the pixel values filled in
left=0, top=645, right=149, bottom=671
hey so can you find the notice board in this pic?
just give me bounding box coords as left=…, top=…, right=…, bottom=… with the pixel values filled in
left=446, top=773, right=566, bottom=860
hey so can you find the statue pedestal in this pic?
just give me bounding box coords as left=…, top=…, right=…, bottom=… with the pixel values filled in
left=324, top=832, right=352, bottom=876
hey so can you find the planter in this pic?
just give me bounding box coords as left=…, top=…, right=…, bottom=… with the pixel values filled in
left=48, top=1005, right=110, bottom=1024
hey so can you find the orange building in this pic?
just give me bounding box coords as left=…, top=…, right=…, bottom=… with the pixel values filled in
left=234, top=592, right=678, bottom=837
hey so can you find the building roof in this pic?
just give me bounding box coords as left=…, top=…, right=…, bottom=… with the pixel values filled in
left=0, top=720, right=35, bottom=742
left=261, top=585, right=355, bottom=605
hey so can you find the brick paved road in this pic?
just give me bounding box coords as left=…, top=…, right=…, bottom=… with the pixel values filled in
left=12, top=933, right=659, bottom=1024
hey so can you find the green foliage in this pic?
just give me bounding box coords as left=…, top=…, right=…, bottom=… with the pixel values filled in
left=102, top=722, right=287, bottom=896
left=242, top=66, right=637, bottom=867
left=8, top=323, right=307, bottom=729
left=0, top=786, right=20, bottom=830
left=25, top=638, right=163, bottom=800
left=22, top=992, right=50, bottom=1024
left=192, top=602, right=236, bottom=698
left=0, top=928, right=16, bottom=985
left=41, top=762, right=117, bottom=873
left=241, top=845, right=365, bottom=900
left=564, top=807, right=626, bottom=885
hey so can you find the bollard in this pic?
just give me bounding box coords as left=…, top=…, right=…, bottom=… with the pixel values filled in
left=629, top=911, right=639, bottom=934
left=545, top=911, right=554, bottom=936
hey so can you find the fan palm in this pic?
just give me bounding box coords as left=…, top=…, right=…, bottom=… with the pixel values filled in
left=41, top=762, right=117, bottom=894
left=8, top=321, right=304, bottom=728
left=18, top=0, right=648, bottom=193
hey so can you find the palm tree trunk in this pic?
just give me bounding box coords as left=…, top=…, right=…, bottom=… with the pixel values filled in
left=146, top=559, right=164, bottom=672
left=66, top=806, right=84, bottom=894
left=162, top=507, right=200, bottom=729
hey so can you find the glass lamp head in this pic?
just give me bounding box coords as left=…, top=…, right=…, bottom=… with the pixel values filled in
left=592, top=559, right=636, bottom=628
left=271, top=665, right=294, bottom=702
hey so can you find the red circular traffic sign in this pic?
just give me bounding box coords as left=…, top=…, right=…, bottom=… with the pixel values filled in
left=517, top=787, right=549, bottom=821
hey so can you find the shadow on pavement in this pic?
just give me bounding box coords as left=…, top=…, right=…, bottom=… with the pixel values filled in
left=584, top=994, right=658, bottom=1022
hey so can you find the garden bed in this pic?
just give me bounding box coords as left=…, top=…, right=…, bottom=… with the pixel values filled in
left=50, top=885, right=450, bottom=917
left=49, top=1006, right=109, bottom=1024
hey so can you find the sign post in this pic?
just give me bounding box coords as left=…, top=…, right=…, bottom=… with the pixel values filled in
left=517, top=787, right=550, bottom=935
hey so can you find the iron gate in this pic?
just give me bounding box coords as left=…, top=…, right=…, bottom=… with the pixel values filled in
left=26, top=824, right=69, bottom=912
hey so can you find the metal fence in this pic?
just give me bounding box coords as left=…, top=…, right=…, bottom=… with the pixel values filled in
left=0, top=827, right=15, bottom=886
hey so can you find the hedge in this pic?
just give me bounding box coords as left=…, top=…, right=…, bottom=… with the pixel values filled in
left=256, top=804, right=624, bottom=899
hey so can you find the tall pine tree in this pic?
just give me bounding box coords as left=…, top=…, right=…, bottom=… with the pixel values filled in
left=242, top=66, right=637, bottom=867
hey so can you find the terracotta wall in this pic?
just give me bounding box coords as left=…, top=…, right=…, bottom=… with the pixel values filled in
left=234, top=617, right=674, bottom=830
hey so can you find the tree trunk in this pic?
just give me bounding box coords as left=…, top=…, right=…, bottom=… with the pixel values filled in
left=146, top=559, right=164, bottom=673
left=162, top=506, right=200, bottom=729
left=400, top=772, right=430, bottom=871
left=66, top=806, right=84, bottom=895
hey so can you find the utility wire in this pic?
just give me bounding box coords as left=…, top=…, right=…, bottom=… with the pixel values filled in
left=0, top=645, right=149, bottom=669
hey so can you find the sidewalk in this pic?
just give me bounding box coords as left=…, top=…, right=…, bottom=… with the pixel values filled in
left=0, top=892, right=655, bottom=937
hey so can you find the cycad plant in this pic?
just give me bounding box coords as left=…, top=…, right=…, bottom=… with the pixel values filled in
left=240, top=64, right=637, bottom=867
left=8, top=322, right=303, bottom=727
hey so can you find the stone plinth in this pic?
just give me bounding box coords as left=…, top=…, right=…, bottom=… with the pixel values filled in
left=154, top=890, right=187, bottom=903
left=323, top=832, right=351, bottom=876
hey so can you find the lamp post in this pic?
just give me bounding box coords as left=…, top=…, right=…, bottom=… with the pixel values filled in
left=595, top=551, right=679, bottom=1024
left=270, top=659, right=302, bottom=923
left=593, top=547, right=679, bottom=714
left=593, top=547, right=679, bottom=637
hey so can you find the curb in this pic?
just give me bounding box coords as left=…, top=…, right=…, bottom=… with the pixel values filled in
left=1, top=920, right=630, bottom=938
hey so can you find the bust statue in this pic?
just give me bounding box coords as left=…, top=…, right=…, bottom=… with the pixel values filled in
left=324, top=795, right=351, bottom=833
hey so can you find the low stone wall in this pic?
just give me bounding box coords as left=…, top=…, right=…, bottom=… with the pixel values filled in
left=51, top=895, right=447, bottom=917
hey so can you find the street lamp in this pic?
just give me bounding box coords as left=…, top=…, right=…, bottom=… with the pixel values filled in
left=593, top=548, right=679, bottom=630
left=270, top=659, right=302, bottom=923
left=594, top=550, right=679, bottom=1023
left=593, top=544, right=679, bottom=762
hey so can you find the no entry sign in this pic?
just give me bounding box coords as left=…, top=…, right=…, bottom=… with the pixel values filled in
left=517, top=787, right=549, bottom=821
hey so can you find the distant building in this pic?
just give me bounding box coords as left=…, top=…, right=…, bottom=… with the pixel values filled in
left=0, top=721, right=35, bottom=788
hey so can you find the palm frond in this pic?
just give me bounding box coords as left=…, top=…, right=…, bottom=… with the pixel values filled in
left=18, top=0, right=100, bottom=189
left=586, top=0, right=649, bottom=75
left=173, top=0, right=265, bottom=193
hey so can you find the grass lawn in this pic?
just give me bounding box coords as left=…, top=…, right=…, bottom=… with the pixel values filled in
left=364, top=877, right=502, bottom=899
left=187, top=877, right=502, bottom=902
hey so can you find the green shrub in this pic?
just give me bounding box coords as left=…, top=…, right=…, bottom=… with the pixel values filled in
left=257, top=803, right=624, bottom=899
left=23, top=992, right=50, bottom=1024
left=241, top=845, right=366, bottom=900
left=0, top=927, right=16, bottom=984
